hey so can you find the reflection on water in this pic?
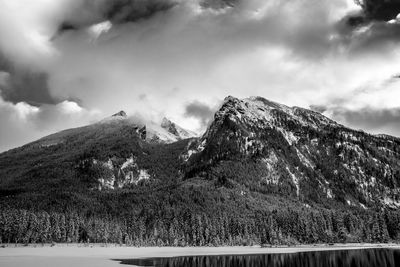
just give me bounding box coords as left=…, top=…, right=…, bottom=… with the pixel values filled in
left=116, top=249, right=400, bottom=267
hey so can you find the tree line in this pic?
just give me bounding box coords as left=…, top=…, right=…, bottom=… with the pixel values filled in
left=1, top=207, right=399, bottom=246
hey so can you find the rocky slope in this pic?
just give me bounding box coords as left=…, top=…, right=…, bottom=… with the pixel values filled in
left=184, top=96, right=400, bottom=208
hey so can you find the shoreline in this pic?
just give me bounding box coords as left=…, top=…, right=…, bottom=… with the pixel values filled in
left=1, top=244, right=400, bottom=267
left=1, top=243, right=400, bottom=256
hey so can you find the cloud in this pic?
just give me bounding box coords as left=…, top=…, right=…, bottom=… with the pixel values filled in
left=309, top=76, right=400, bottom=137
left=46, top=1, right=353, bottom=102
left=0, top=96, right=101, bottom=152
left=0, top=0, right=67, bottom=69
left=184, top=101, right=217, bottom=128
left=0, top=70, right=57, bottom=105
left=338, top=0, right=400, bottom=55
left=201, top=0, right=238, bottom=9
left=53, top=0, right=182, bottom=39
left=325, top=106, right=400, bottom=137
left=0, top=52, right=60, bottom=106
left=105, top=0, right=179, bottom=23
left=355, top=0, right=400, bottom=21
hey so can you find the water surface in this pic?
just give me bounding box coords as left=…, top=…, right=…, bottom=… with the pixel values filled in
left=116, top=248, right=400, bottom=267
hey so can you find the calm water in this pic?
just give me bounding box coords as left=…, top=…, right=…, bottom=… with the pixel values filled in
left=115, top=249, right=400, bottom=267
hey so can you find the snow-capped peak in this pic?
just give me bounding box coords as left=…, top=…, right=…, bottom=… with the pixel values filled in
left=161, top=117, right=173, bottom=127
left=159, top=117, right=197, bottom=140
left=217, top=96, right=336, bottom=129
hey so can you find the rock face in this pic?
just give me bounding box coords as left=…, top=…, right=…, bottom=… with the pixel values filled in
left=91, top=156, right=150, bottom=190
left=75, top=113, right=196, bottom=189
left=184, top=96, right=400, bottom=208
left=112, top=110, right=127, bottom=118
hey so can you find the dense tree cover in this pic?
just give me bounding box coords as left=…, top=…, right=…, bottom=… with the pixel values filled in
left=1, top=203, right=399, bottom=245
left=1, top=173, right=400, bottom=245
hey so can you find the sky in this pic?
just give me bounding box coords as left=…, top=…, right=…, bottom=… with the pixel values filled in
left=1, top=0, right=400, bottom=151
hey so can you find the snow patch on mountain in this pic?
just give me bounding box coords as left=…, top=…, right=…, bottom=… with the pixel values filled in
left=146, top=117, right=197, bottom=143
left=286, top=166, right=300, bottom=196
left=161, top=117, right=197, bottom=139
left=94, top=156, right=151, bottom=190
left=99, top=112, right=197, bottom=144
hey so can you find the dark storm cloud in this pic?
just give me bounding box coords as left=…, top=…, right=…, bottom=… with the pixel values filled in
left=0, top=71, right=57, bottom=106
left=201, top=0, right=238, bottom=9
left=105, top=0, right=178, bottom=23
left=0, top=52, right=58, bottom=106
left=338, top=17, right=400, bottom=54
left=56, top=0, right=180, bottom=36
left=329, top=106, right=400, bottom=136
left=338, top=1, right=400, bottom=54
left=184, top=101, right=217, bottom=128
left=355, top=0, right=400, bottom=21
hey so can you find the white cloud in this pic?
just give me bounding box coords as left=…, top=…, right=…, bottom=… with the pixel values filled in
left=0, top=96, right=101, bottom=152
left=0, top=0, right=68, bottom=69
left=88, top=21, right=113, bottom=42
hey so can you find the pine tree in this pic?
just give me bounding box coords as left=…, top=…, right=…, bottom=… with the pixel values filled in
left=378, top=213, right=389, bottom=243
left=50, top=213, right=62, bottom=242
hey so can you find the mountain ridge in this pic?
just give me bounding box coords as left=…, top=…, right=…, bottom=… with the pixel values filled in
left=2, top=95, right=400, bottom=208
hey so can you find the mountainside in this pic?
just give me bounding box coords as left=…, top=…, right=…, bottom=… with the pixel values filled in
left=184, top=96, right=400, bottom=208
left=0, top=111, right=194, bottom=193
left=1, top=96, right=400, bottom=246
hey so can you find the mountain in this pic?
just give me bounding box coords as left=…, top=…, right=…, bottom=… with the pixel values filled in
left=1, top=96, right=400, bottom=246
left=0, top=111, right=194, bottom=192
left=184, top=96, right=400, bottom=208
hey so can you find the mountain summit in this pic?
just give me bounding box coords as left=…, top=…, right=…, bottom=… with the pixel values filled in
left=112, top=110, right=127, bottom=118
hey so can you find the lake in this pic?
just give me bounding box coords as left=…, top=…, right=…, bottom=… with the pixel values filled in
left=115, top=248, right=400, bottom=267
